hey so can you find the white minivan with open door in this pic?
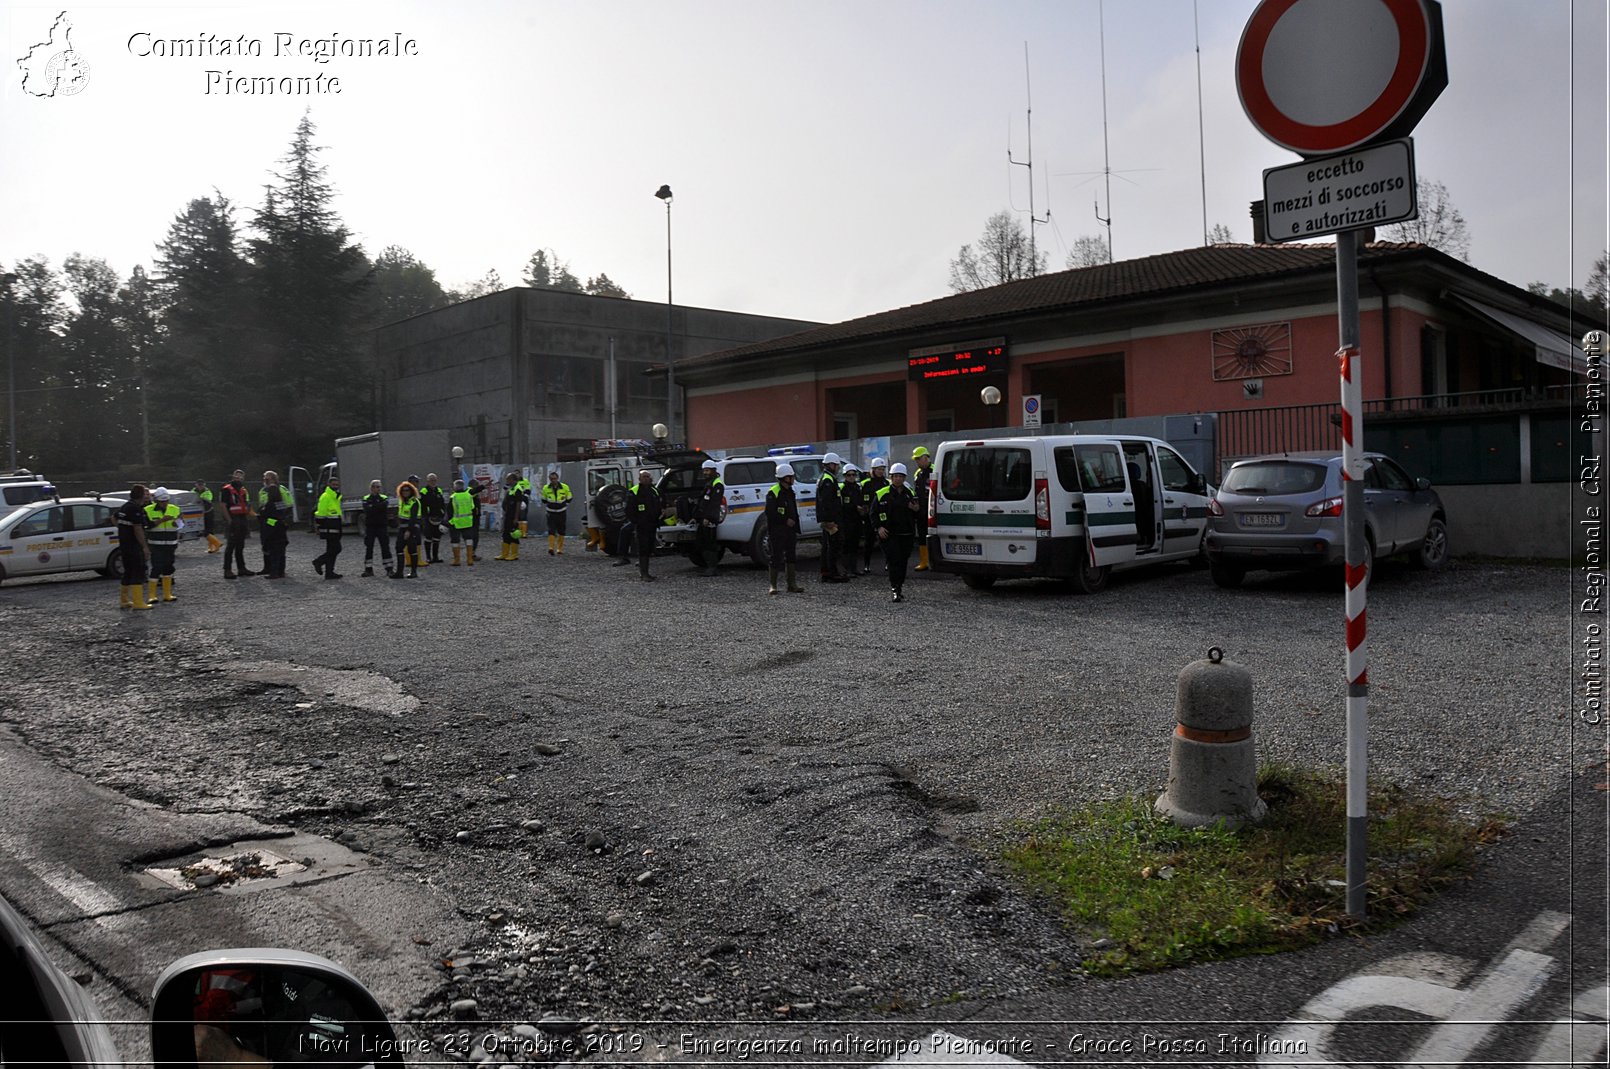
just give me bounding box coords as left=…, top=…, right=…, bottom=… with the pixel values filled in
left=928, top=434, right=1211, bottom=592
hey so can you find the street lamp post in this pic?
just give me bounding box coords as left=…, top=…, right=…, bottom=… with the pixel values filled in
left=654, top=184, right=675, bottom=443
left=3, top=272, right=16, bottom=471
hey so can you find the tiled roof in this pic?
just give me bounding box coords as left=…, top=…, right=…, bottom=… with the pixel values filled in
left=678, top=241, right=1455, bottom=370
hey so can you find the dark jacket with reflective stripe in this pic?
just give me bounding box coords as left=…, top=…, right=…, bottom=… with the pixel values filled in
left=874, top=483, right=917, bottom=536
left=765, top=481, right=799, bottom=531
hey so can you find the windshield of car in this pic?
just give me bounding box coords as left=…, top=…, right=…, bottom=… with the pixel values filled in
left=1, top=484, right=51, bottom=506
left=1222, top=461, right=1328, bottom=496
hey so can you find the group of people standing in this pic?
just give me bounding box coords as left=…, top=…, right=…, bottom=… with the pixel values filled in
left=763, top=446, right=933, bottom=602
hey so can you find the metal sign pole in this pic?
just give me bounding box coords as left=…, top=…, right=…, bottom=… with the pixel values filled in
left=1336, top=230, right=1368, bottom=920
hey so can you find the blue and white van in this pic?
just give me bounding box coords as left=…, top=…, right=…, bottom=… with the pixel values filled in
left=928, top=434, right=1211, bottom=592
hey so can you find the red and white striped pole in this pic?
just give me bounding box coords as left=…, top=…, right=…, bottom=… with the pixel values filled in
left=1337, top=232, right=1368, bottom=919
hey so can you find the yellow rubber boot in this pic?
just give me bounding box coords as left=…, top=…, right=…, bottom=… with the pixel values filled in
left=511, top=541, right=520, bottom=560
left=119, top=586, right=131, bottom=610
left=162, top=576, right=177, bottom=602
left=496, top=544, right=509, bottom=560
left=451, top=546, right=462, bottom=566
left=206, top=534, right=222, bottom=553
left=131, top=585, right=154, bottom=610
left=467, top=546, right=476, bottom=566
left=555, top=535, right=563, bottom=555
left=147, top=580, right=160, bottom=605
left=520, top=521, right=529, bottom=538
left=915, top=545, right=930, bottom=571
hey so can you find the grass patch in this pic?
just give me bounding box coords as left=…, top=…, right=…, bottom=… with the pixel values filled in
left=1002, top=764, right=1504, bottom=976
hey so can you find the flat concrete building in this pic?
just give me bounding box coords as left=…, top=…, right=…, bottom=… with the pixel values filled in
left=372, top=288, right=818, bottom=463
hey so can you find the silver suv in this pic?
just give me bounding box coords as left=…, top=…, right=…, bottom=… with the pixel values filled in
left=1204, top=451, right=1448, bottom=588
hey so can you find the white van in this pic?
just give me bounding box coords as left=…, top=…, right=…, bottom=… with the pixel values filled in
left=929, top=435, right=1211, bottom=592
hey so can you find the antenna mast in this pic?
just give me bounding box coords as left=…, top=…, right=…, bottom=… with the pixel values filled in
left=1195, top=0, right=1209, bottom=245
left=1008, top=42, right=1049, bottom=275
left=1095, top=0, right=1114, bottom=261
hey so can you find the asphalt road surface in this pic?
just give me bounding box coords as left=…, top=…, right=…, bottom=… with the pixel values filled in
left=0, top=534, right=1601, bottom=1066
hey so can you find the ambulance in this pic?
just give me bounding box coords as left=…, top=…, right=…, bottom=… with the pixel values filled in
left=928, top=434, right=1212, bottom=593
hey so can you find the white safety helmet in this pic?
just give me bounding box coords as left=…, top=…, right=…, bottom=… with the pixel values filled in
left=844, top=463, right=860, bottom=474
left=775, top=462, right=795, bottom=478
left=889, top=463, right=908, bottom=476
left=871, top=457, right=887, bottom=471
left=153, top=486, right=170, bottom=499
left=823, top=452, right=844, bottom=466
left=701, top=460, right=719, bottom=471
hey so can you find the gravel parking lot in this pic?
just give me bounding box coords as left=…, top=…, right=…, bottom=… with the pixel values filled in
left=0, top=535, right=1583, bottom=1033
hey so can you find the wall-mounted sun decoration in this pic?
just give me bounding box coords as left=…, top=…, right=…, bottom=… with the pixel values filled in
left=1211, top=322, right=1293, bottom=380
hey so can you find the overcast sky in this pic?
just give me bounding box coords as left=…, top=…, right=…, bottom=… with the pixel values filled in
left=3, top=0, right=1606, bottom=326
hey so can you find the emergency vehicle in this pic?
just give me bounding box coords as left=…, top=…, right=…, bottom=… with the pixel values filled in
left=555, top=439, right=689, bottom=555
left=928, top=434, right=1211, bottom=593
left=0, top=497, right=125, bottom=585
left=0, top=470, right=59, bottom=508
left=657, top=447, right=828, bottom=566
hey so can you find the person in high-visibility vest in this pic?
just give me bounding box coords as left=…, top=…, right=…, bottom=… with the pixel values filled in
left=394, top=481, right=424, bottom=578
left=447, top=478, right=477, bottom=566
left=517, top=472, right=533, bottom=539
left=911, top=445, right=935, bottom=571
left=541, top=471, right=573, bottom=555
left=875, top=463, right=920, bottom=603
left=194, top=479, right=222, bottom=553
left=496, top=472, right=527, bottom=560
left=257, top=471, right=294, bottom=580
left=312, top=475, right=344, bottom=580
left=144, top=487, right=183, bottom=603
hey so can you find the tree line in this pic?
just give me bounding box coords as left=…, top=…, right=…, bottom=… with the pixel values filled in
left=0, top=113, right=629, bottom=484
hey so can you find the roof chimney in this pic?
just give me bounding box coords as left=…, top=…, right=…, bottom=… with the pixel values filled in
left=1250, top=200, right=1267, bottom=244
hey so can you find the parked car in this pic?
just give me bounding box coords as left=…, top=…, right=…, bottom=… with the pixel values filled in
left=1204, top=451, right=1449, bottom=588
left=0, top=497, right=125, bottom=585
left=657, top=447, right=830, bottom=566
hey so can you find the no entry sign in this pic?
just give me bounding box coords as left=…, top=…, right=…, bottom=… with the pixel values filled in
left=1237, top=0, right=1446, bottom=156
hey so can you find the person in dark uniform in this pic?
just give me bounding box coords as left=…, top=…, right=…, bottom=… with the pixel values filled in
left=815, top=452, right=848, bottom=583
left=220, top=470, right=253, bottom=579
left=765, top=462, right=804, bottom=595
left=693, top=460, right=725, bottom=577
left=911, top=445, right=935, bottom=572
left=360, top=479, right=393, bottom=577
left=839, top=463, right=862, bottom=579
left=420, top=473, right=448, bottom=565
left=624, top=468, right=662, bottom=581
left=497, top=472, right=526, bottom=561
left=256, top=471, right=294, bottom=579
left=394, top=480, right=424, bottom=578
left=860, top=458, right=888, bottom=574
left=875, top=462, right=920, bottom=602
left=115, top=484, right=153, bottom=610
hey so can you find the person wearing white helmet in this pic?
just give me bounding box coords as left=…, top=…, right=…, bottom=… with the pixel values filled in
left=764, top=461, right=804, bottom=595
left=144, top=486, right=184, bottom=603
left=859, top=458, right=889, bottom=574
left=693, top=459, right=726, bottom=577
left=839, top=462, right=863, bottom=577
left=815, top=453, right=849, bottom=583
left=873, top=462, right=920, bottom=602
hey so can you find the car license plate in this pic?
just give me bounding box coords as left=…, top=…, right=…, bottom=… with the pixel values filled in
left=946, top=542, right=983, bottom=556
left=1240, top=513, right=1284, bottom=528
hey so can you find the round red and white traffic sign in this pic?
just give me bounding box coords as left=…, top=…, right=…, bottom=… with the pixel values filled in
left=1237, top=0, right=1445, bottom=156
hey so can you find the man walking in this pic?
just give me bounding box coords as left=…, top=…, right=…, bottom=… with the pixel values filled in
left=221, top=470, right=253, bottom=579
left=257, top=471, right=294, bottom=579
left=541, top=470, right=573, bottom=555
left=693, top=460, right=725, bottom=577
left=312, top=475, right=344, bottom=580
left=115, top=484, right=154, bottom=610
left=875, top=462, right=920, bottom=602
left=496, top=471, right=527, bottom=561
left=765, top=462, right=804, bottom=595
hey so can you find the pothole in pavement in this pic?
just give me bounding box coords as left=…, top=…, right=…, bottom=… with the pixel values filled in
left=135, top=833, right=370, bottom=895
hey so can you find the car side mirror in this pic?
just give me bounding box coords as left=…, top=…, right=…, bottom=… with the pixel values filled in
left=151, top=949, right=403, bottom=1069
left=1188, top=473, right=1207, bottom=495
left=1415, top=476, right=1431, bottom=490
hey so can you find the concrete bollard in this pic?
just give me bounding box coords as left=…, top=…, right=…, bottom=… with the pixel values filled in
left=1155, top=647, right=1267, bottom=828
